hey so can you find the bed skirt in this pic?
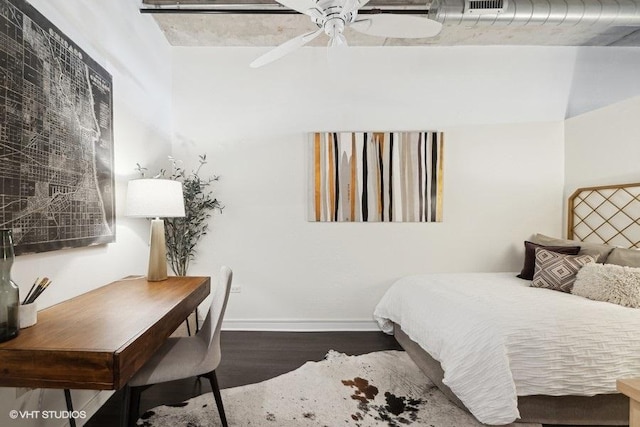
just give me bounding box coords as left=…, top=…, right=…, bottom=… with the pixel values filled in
left=393, top=323, right=629, bottom=425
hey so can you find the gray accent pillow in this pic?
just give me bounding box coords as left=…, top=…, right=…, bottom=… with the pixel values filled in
left=572, top=263, right=640, bottom=308
left=532, top=248, right=596, bottom=293
left=605, top=248, right=640, bottom=268
left=531, top=233, right=614, bottom=263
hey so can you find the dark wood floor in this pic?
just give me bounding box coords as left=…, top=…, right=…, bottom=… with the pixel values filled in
left=85, top=331, right=402, bottom=427
left=84, top=331, right=618, bottom=427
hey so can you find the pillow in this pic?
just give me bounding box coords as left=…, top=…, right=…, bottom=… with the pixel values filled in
left=572, top=263, right=640, bottom=308
left=530, top=233, right=614, bottom=263
left=517, top=241, right=580, bottom=280
left=605, top=247, right=640, bottom=268
left=531, top=248, right=596, bottom=292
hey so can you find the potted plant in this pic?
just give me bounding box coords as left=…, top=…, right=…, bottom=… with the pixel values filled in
left=136, top=154, right=223, bottom=276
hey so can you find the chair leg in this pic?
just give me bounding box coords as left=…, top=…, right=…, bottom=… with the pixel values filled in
left=205, top=370, right=228, bottom=427
left=63, top=389, right=76, bottom=427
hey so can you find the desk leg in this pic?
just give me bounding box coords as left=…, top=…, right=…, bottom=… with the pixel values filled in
left=185, top=311, right=200, bottom=336
left=631, top=398, right=640, bottom=427
left=63, top=389, right=76, bottom=427
left=121, top=385, right=131, bottom=427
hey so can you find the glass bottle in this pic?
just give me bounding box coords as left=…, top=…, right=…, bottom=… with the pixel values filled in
left=0, top=229, right=19, bottom=342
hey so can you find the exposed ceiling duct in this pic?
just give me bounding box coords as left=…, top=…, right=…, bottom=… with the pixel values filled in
left=428, top=0, right=640, bottom=26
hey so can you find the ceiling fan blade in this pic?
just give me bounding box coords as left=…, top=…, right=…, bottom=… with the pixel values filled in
left=250, top=28, right=323, bottom=68
left=343, top=0, right=371, bottom=14
left=342, top=0, right=359, bottom=14
left=350, top=15, right=443, bottom=38
left=274, top=0, right=319, bottom=15
left=306, top=7, right=324, bottom=20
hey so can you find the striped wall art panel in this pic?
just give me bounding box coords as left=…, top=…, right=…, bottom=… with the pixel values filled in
left=309, top=131, right=444, bottom=222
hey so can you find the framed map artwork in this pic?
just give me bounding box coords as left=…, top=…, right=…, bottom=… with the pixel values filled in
left=0, top=0, right=114, bottom=255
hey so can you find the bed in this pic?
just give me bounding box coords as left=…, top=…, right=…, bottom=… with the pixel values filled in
left=374, top=182, right=640, bottom=426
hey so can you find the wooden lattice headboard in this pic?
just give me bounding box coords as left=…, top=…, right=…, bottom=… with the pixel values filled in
left=568, top=183, right=640, bottom=249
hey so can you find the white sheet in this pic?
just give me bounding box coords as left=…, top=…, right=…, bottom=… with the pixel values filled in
left=373, top=272, right=640, bottom=425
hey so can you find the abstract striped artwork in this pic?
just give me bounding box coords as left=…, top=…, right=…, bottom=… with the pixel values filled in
left=309, top=132, right=444, bottom=222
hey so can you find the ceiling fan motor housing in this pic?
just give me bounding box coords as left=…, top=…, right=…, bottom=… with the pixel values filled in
left=324, top=14, right=345, bottom=37
left=312, top=1, right=357, bottom=37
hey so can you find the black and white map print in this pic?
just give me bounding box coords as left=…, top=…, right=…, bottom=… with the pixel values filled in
left=0, top=0, right=114, bottom=255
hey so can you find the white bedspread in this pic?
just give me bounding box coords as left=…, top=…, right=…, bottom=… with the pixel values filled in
left=373, top=272, right=640, bottom=425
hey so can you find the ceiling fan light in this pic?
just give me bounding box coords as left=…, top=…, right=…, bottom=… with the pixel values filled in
left=329, top=33, right=348, bottom=47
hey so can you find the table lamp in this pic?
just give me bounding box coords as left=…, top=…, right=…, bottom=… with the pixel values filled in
left=125, top=179, right=186, bottom=281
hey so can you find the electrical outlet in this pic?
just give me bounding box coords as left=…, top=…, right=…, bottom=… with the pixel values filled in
left=230, top=285, right=242, bottom=293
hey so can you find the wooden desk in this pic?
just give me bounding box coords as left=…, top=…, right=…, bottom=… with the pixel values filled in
left=617, top=378, right=640, bottom=427
left=0, top=276, right=210, bottom=390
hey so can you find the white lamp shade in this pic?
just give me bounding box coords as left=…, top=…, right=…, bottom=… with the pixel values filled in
left=125, top=179, right=186, bottom=218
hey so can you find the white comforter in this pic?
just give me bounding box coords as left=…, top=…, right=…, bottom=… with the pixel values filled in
left=373, top=272, right=640, bottom=425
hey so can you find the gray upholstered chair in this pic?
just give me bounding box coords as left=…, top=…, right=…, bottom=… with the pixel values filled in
left=125, top=266, right=233, bottom=427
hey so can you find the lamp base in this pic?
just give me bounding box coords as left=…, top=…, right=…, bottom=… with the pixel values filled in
left=148, top=218, right=168, bottom=282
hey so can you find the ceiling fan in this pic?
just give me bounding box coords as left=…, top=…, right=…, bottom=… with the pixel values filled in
left=249, top=0, right=443, bottom=68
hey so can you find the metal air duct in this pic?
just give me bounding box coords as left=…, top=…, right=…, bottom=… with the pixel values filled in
left=428, top=0, right=640, bottom=26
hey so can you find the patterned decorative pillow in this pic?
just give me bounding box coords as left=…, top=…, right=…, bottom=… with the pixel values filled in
left=572, top=263, right=640, bottom=308
left=517, top=241, right=581, bottom=280
left=532, top=248, right=596, bottom=292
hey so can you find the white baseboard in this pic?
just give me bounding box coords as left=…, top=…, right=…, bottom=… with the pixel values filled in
left=221, top=319, right=380, bottom=332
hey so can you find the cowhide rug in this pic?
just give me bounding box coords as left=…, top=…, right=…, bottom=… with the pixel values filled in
left=137, top=350, right=541, bottom=427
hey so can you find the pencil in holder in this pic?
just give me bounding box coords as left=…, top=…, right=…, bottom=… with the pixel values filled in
left=19, top=302, right=37, bottom=328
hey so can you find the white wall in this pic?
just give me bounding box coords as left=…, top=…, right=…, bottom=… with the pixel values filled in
left=0, top=1, right=173, bottom=426
left=566, top=48, right=640, bottom=118
left=565, top=94, right=640, bottom=191
left=172, top=47, right=567, bottom=330
left=564, top=95, right=640, bottom=234
left=15, top=0, right=173, bottom=308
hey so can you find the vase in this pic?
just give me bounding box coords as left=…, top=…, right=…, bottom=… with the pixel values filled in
left=0, top=229, right=19, bottom=342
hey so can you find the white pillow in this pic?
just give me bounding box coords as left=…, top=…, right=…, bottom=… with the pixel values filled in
left=572, top=263, right=640, bottom=308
